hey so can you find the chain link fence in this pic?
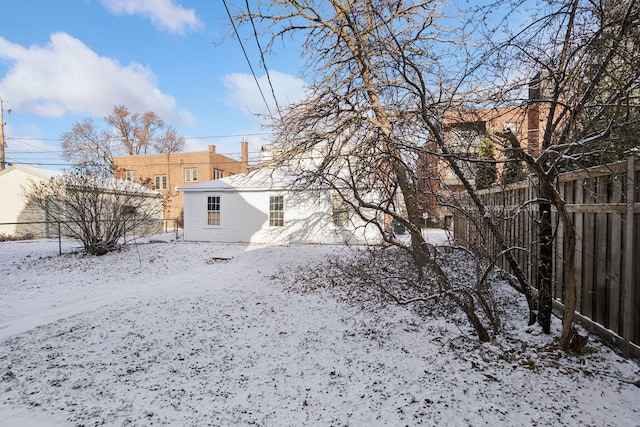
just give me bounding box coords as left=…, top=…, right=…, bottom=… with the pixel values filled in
left=0, top=219, right=181, bottom=264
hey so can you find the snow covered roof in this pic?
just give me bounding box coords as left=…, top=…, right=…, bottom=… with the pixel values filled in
left=178, top=167, right=301, bottom=193
left=56, top=174, right=162, bottom=197
left=0, top=164, right=62, bottom=180
left=0, top=165, right=161, bottom=197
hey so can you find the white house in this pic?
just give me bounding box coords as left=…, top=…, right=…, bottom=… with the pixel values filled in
left=178, top=168, right=384, bottom=245
left=0, top=165, right=61, bottom=237
left=0, top=165, right=163, bottom=239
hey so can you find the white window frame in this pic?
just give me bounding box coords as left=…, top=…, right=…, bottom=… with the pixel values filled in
left=207, top=195, right=221, bottom=226
left=213, top=169, right=224, bottom=180
left=185, top=168, right=198, bottom=182
left=125, top=170, right=137, bottom=183
left=154, top=175, right=167, bottom=190
left=332, top=194, right=349, bottom=227
left=269, top=195, right=284, bottom=227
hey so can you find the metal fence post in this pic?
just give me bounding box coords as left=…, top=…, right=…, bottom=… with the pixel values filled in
left=57, top=221, right=62, bottom=256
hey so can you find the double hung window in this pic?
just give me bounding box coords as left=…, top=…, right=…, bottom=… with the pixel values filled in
left=332, top=195, right=349, bottom=227
left=125, top=170, right=137, bottom=183
left=269, top=196, right=284, bottom=226
left=186, top=168, right=198, bottom=182
left=207, top=196, right=220, bottom=226
left=154, top=175, right=167, bottom=190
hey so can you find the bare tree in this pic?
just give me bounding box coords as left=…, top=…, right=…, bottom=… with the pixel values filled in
left=152, top=126, right=186, bottom=154
left=27, top=172, right=163, bottom=255
left=60, top=118, right=117, bottom=178
left=106, top=105, right=166, bottom=156
left=236, top=0, right=502, bottom=342
left=61, top=105, right=186, bottom=176
left=236, top=0, right=638, bottom=350
left=466, top=0, right=640, bottom=348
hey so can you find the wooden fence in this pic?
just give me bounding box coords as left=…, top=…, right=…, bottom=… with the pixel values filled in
left=453, top=153, right=640, bottom=356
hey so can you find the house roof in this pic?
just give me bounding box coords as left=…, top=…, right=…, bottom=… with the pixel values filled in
left=178, top=168, right=300, bottom=193
left=0, top=165, right=161, bottom=197
left=0, top=164, right=62, bottom=180
left=58, top=174, right=163, bottom=197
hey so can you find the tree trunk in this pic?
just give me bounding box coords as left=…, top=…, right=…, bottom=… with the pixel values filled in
left=556, top=202, right=577, bottom=350
left=538, top=194, right=553, bottom=333
left=428, top=138, right=537, bottom=325
left=539, top=179, right=577, bottom=350
left=450, top=292, right=491, bottom=342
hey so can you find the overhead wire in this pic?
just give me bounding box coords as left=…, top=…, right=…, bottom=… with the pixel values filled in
left=4, top=131, right=273, bottom=158
left=245, top=0, right=282, bottom=118
left=222, top=0, right=272, bottom=116
left=6, top=131, right=271, bottom=143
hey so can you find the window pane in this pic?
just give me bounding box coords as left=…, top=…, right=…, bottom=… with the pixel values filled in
left=126, top=171, right=137, bottom=183
left=207, top=196, right=220, bottom=225
left=270, top=212, right=283, bottom=227
left=269, top=196, right=284, bottom=226
left=207, top=212, right=220, bottom=226
left=332, top=195, right=348, bottom=227
left=186, top=168, right=198, bottom=182
left=207, top=196, right=220, bottom=210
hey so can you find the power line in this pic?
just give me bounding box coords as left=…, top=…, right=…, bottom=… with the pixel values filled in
left=5, top=131, right=272, bottom=143
left=6, top=158, right=264, bottom=168
left=245, top=0, right=281, bottom=117
left=222, top=0, right=272, bottom=115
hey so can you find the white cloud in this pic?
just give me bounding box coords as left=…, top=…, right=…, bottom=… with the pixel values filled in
left=0, top=33, right=194, bottom=125
left=98, top=0, right=203, bottom=35
left=223, top=71, right=307, bottom=116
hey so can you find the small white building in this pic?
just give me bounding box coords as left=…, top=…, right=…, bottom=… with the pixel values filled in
left=0, top=165, right=61, bottom=237
left=0, top=165, right=164, bottom=239
left=178, top=168, right=384, bottom=245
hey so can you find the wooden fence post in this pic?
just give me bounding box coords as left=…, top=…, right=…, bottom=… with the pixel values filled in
left=622, top=153, right=636, bottom=357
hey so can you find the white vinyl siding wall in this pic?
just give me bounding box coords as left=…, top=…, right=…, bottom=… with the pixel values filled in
left=182, top=189, right=382, bottom=245
left=0, top=167, right=50, bottom=236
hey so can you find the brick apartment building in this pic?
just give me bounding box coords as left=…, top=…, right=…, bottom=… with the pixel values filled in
left=417, top=106, right=539, bottom=227
left=114, top=140, right=249, bottom=221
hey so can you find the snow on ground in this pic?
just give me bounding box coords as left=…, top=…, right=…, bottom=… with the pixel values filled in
left=0, top=231, right=638, bottom=426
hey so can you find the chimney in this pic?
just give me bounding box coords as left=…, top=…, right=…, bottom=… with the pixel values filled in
left=208, top=144, right=216, bottom=153
left=241, top=137, right=249, bottom=170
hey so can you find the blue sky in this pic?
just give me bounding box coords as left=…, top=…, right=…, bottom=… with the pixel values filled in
left=0, top=0, right=307, bottom=168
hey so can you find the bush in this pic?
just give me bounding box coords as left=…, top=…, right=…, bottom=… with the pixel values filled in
left=26, top=173, right=163, bottom=256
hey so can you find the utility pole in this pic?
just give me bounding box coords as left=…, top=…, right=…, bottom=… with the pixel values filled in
left=0, top=96, right=5, bottom=170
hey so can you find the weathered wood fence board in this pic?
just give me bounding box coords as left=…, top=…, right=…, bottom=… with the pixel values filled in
left=453, top=154, right=639, bottom=356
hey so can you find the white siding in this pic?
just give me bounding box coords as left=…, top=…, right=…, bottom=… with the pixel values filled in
left=0, top=166, right=163, bottom=238
left=182, top=189, right=382, bottom=245
left=0, top=168, right=47, bottom=236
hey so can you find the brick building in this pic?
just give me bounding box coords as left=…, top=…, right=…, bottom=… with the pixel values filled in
left=417, top=106, right=538, bottom=227
left=114, top=140, right=249, bottom=221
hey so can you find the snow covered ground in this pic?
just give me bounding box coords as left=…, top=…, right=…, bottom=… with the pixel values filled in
left=0, top=231, right=638, bottom=426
